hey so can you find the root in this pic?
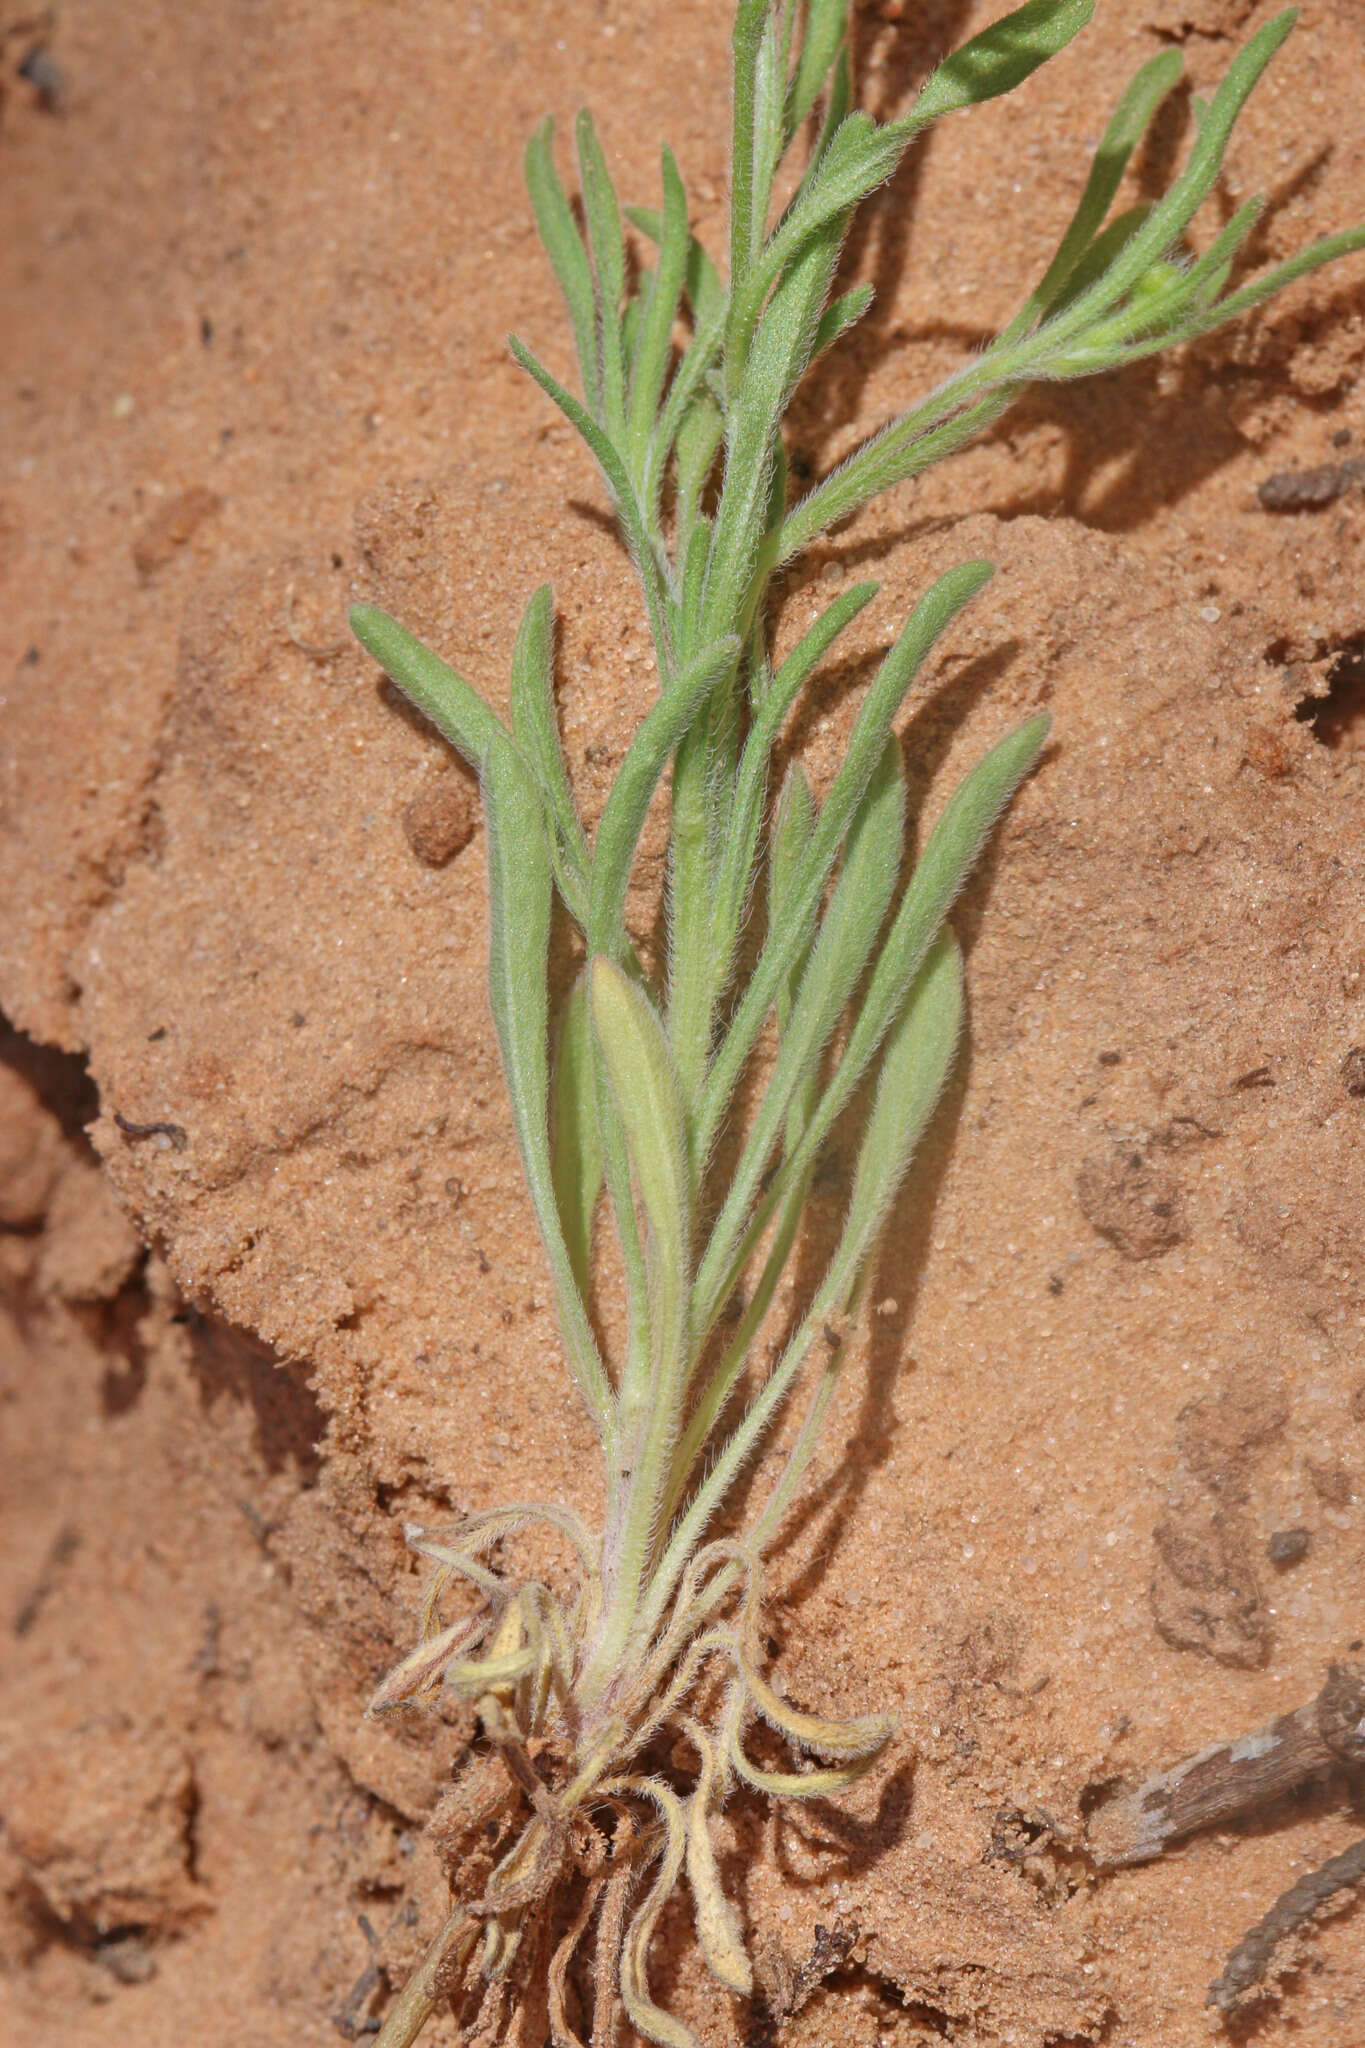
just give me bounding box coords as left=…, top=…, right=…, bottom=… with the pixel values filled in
left=366, top=1513, right=895, bottom=2048
left=592, top=1810, right=638, bottom=2048
left=549, top=1870, right=609, bottom=2047
left=373, top=1910, right=478, bottom=2048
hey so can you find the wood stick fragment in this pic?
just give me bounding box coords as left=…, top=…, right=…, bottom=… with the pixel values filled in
left=1086, top=1660, right=1365, bottom=1869
left=1207, top=1834, right=1365, bottom=2011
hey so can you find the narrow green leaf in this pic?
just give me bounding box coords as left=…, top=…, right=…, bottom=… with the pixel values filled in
left=728, top=113, right=901, bottom=379
left=586, top=634, right=741, bottom=967
left=576, top=109, right=629, bottom=435
left=666, top=762, right=819, bottom=1481
left=1144, top=196, right=1261, bottom=324
left=350, top=604, right=509, bottom=767
left=664, top=661, right=744, bottom=1095
left=911, top=0, right=1095, bottom=125
left=705, top=581, right=881, bottom=1010
left=695, top=559, right=993, bottom=1171
left=550, top=974, right=603, bottom=1301
left=481, top=733, right=614, bottom=1444
left=1043, top=201, right=1264, bottom=375
left=630, top=205, right=726, bottom=326
left=691, top=596, right=751, bottom=975
left=765, top=579, right=881, bottom=711
left=778, top=386, right=1014, bottom=563
left=1043, top=203, right=1154, bottom=320
left=701, top=645, right=743, bottom=874
left=757, top=712, right=1052, bottom=1238
left=783, top=732, right=905, bottom=1060
left=589, top=960, right=692, bottom=1313
left=696, top=738, right=905, bottom=1332
left=628, top=148, right=691, bottom=478
left=729, top=0, right=770, bottom=296
left=590, top=962, right=694, bottom=1527
left=623, top=277, right=647, bottom=370
left=707, top=227, right=842, bottom=639
left=810, top=280, right=873, bottom=362
left=648, top=311, right=726, bottom=539
left=509, top=335, right=673, bottom=662
left=705, top=933, right=967, bottom=1564
left=839, top=927, right=963, bottom=1266
left=683, top=230, right=725, bottom=328
left=770, top=42, right=853, bottom=263
left=1180, top=195, right=1263, bottom=314
left=809, top=42, right=851, bottom=174
left=768, top=763, right=816, bottom=1034
left=1044, top=11, right=1296, bottom=343
left=1002, top=47, right=1183, bottom=340
left=1186, top=220, right=1365, bottom=337
left=657, top=928, right=987, bottom=1626
left=748, top=3, right=788, bottom=269
left=525, top=118, right=601, bottom=414
left=509, top=584, right=590, bottom=880
left=784, top=0, right=850, bottom=145
left=678, top=503, right=715, bottom=637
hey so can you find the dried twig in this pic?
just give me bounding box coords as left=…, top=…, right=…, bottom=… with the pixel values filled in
left=1257, top=456, right=1365, bottom=512
left=1086, top=1660, right=1365, bottom=1869
left=1208, top=1835, right=1365, bottom=2011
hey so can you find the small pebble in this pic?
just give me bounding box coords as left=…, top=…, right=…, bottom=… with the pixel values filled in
left=98, top=1937, right=157, bottom=1985
left=1266, top=1527, right=1310, bottom=1568
left=402, top=777, right=477, bottom=866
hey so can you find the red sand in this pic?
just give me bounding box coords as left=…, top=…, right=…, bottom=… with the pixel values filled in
left=3, top=4, right=1364, bottom=2041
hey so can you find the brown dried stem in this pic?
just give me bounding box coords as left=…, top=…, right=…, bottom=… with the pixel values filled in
left=1086, top=1660, right=1365, bottom=1869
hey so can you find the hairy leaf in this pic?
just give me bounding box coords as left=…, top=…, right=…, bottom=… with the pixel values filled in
left=482, top=735, right=614, bottom=1443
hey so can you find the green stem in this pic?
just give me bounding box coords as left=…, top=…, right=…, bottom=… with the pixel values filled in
left=579, top=1344, right=690, bottom=1705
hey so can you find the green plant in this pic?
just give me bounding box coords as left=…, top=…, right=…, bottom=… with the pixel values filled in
left=348, top=5, right=1363, bottom=2041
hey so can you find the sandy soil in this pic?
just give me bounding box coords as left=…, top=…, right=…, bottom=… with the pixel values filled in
left=3, top=1, right=1365, bottom=2042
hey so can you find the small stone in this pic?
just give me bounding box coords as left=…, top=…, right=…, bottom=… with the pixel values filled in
left=1257, top=458, right=1365, bottom=512
left=98, top=1936, right=158, bottom=1984
left=1341, top=1046, right=1365, bottom=1097
left=402, top=776, right=477, bottom=866
left=1266, top=1527, right=1310, bottom=1568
